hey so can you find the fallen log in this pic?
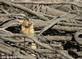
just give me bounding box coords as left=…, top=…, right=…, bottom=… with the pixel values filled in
left=1, top=8, right=9, bottom=14
left=32, top=19, right=82, bottom=32
left=0, top=14, right=25, bottom=16
left=5, top=17, right=81, bottom=32
left=32, top=19, right=82, bottom=28
left=0, top=43, right=16, bottom=54
left=43, top=36, right=72, bottom=41
left=15, top=54, right=36, bottom=59
left=0, top=0, right=49, bottom=21
left=39, top=17, right=66, bottom=35
left=0, top=29, right=33, bottom=43
left=0, top=43, right=27, bottom=56
left=1, top=20, right=20, bottom=29
left=0, top=29, right=74, bottom=59
left=38, top=13, right=77, bottom=35
left=35, top=23, right=82, bottom=32
left=30, top=36, right=74, bottom=59
left=43, top=6, right=67, bottom=16
left=33, top=49, right=52, bottom=53
left=53, top=25, right=82, bottom=32
left=0, top=44, right=12, bottom=54
left=0, top=35, right=33, bottom=43
left=12, top=1, right=82, bottom=8
left=57, top=22, right=82, bottom=27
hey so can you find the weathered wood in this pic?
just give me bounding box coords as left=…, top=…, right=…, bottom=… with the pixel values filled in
left=32, top=19, right=82, bottom=32
left=53, top=25, right=82, bottom=32
left=74, top=31, right=82, bottom=45
left=12, top=1, right=82, bottom=8
left=43, top=6, right=67, bottom=16
left=39, top=15, right=73, bottom=35
left=31, top=19, right=82, bottom=28
left=39, top=17, right=65, bottom=35
left=1, top=20, right=20, bottom=29
left=0, top=44, right=12, bottom=54
left=1, top=8, right=9, bottom=14
left=32, top=36, right=74, bottom=59
left=0, top=43, right=15, bottom=54
left=0, top=38, right=36, bottom=59
left=43, top=36, right=72, bottom=41
left=15, top=54, right=36, bottom=59
left=0, top=0, right=49, bottom=21
left=0, top=33, right=72, bottom=41
left=0, top=14, right=25, bottom=16
left=57, top=22, right=82, bottom=27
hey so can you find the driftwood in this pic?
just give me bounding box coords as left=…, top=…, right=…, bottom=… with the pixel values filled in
left=39, top=15, right=77, bottom=35
left=57, top=22, right=82, bottom=27
left=0, top=13, right=80, bottom=59
left=43, top=36, right=72, bottom=41
left=1, top=20, right=20, bottom=29
left=0, top=28, right=74, bottom=59
left=42, top=6, right=67, bottom=16
left=0, top=34, right=72, bottom=41
left=0, top=14, right=26, bottom=16
left=52, top=25, right=82, bottom=32
left=0, top=43, right=36, bottom=59
left=0, top=0, right=81, bottom=59
left=0, top=0, right=49, bottom=21
left=31, top=19, right=82, bottom=32
left=39, top=17, right=60, bottom=35
left=12, top=1, right=82, bottom=8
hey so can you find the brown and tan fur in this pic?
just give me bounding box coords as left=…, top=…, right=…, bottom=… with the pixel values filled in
left=21, top=19, right=34, bottom=37
left=19, top=19, right=37, bottom=49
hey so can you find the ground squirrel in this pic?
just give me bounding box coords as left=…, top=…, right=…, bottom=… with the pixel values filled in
left=20, top=18, right=37, bottom=49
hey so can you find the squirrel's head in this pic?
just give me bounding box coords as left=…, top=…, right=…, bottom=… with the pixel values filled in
left=22, top=19, right=33, bottom=28
left=16, top=18, right=33, bottom=28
